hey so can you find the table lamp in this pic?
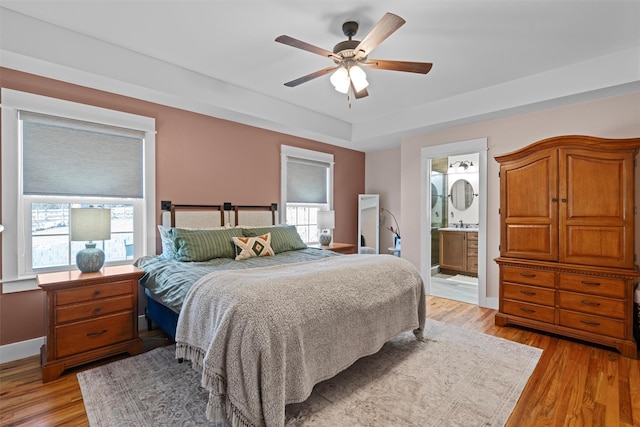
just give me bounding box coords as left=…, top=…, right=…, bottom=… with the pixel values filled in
left=317, top=210, right=335, bottom=246
left=71, top=208, right=111, bottom=273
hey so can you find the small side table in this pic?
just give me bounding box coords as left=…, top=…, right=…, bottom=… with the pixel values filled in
left=37, top=265, right=144, bottom=382
left=310, top=242, right=356, bottom=254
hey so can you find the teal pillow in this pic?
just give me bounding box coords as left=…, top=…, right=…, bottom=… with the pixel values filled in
left=171, top=227, right=244, bottom=261
left=242, top=225, right=307, bottom=254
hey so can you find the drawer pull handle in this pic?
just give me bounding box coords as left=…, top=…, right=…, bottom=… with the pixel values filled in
left=519, top=307, right=535, bottom=313
left=580, top=300, right=601, bottom=307
left=93, top=307, right=102, bottom=314
left=519, top=273, right=536, bottom=278
left=87, top=329, right=108, bottom=337
left=580, top=320, right=600, bottom=327
left=93, top=290, right=101, bottom=297
left=581, top=280, right=601, bottom=286
left=519, top=290, right=536, bottom=296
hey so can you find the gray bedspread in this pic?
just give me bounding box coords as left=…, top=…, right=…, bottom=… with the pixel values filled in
left=175, top=254, right=426, bottom=427
left=136, top=247, right=339, bottom=312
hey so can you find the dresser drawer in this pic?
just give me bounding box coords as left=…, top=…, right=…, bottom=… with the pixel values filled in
left=55, top=311, right=134, bottom=358
left=56, top=280, right=134, bottom=306
left=503, top=283, right=555, bottom=306
left=467, top=256, right=478, bottom=273
left=56, top=295, right=134, bottom=324
left=558, top=273, right=626, bottom=299
left=558, top=310, right=625, bottom=339
left=502, top=266, right=555, bottom=288
left=502, top=299, right=555, bottom=323
left=557, top=291, right=625, bottom=319
left=467, top=240, right=478, bottom=250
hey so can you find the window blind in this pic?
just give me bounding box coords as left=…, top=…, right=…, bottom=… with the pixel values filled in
left=21, top=111, right=145, bottom=198
left=286, top=157, right=329, bottom=204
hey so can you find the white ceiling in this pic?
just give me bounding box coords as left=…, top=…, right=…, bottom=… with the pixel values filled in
left=1, top=1, right=639, bottom=152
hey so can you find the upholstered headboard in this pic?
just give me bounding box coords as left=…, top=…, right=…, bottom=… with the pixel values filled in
left=160, top=201, right=279, bottom=228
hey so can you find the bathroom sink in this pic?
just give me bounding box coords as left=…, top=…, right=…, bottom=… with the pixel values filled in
left=439, top=227, right=479, bottom=231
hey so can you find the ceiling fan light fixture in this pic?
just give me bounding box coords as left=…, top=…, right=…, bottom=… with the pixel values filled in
left=349, top=65, right=369, bottom=92
left=330, top=66, right=350, bottom=93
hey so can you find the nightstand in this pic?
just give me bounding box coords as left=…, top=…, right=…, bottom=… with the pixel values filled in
left=37, top=265, right=144, bottom=382
left=311, top=242, right=356, bottom=254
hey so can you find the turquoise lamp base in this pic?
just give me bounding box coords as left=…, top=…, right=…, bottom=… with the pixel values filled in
left=319, top=232, right=332, bottom=246
left=76, top=242, right=105, bottom=273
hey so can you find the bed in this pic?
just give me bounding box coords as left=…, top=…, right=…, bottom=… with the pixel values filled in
left=136, top=202, right=426, bottom=427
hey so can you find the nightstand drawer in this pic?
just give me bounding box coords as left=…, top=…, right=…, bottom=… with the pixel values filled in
left=56, top=280, right=134, bottom=305
left=56, top=294, right=134, bottom=324
left=55, top=311, right=134, bottom=358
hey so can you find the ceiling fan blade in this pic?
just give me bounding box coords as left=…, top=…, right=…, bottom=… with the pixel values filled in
left=353, top=13, right=405, bottom=60
left=275, top=35, right=340, bottom=60
left=284, top=66, right=338, bottom=87
left=363, top=59, right=433, bottom=74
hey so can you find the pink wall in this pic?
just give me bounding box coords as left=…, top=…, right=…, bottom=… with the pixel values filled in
left=390, top=91, right=640, bottom=305
left=365, top=147, right=402, bottom=252
left=0, top=67, right=365, bottom=346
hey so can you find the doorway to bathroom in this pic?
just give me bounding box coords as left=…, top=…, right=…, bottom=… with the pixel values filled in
left=421, top=138, right=488, bottom=307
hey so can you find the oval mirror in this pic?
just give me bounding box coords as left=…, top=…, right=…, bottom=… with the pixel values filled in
left=431, top=183, right=438, bottom=209
left=450, top=179, right=475, bottom=211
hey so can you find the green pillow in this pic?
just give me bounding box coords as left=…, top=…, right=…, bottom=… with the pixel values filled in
left=242, top=225, right=307, bottom=253
left=171, top=227, right=244, bottom=261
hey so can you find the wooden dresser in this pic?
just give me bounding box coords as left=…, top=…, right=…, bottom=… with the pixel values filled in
left=495, top=135, right=640, bottom=358
left=37, top=265, right=144, bottom=382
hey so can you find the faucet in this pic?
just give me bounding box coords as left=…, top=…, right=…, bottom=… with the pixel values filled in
left=459, top=220, right=463, bottom=228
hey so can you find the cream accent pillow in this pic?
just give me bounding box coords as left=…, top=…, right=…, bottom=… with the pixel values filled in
left=232, top=233, right=275, bottom=260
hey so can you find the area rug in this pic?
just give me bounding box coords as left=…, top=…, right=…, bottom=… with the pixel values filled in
left=78, top=319, right=542, bottom=427
left=446, top=274, right=479, bottom=285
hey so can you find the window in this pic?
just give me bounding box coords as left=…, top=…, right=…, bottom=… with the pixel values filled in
left=280, top=145, right=333, bottom=244
left=1, top=89, right=156, bottom=292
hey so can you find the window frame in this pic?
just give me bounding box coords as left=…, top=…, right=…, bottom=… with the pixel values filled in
left=1, top=88, right=156, bottom=293
left=280, top=145, right=334, bottom=244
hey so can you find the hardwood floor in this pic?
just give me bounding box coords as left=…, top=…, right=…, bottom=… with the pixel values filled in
left=1, top=296, right=639, bottom=426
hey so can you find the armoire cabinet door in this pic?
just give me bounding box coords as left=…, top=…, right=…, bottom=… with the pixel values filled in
left=559, top=148, right=636, bottom=268
left=500, top=149, right=558, bottom=261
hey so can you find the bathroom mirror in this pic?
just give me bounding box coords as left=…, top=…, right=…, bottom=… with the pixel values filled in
left=450, top=179, right=475, bottom=211
left=358, top=194, right=379, bottom=254
left=431, top=183, right=438, bottom=209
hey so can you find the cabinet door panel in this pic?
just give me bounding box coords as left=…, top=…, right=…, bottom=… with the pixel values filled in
left=439, top=231, right=466, bottom=271
left=501, top=150, right=558, bottom=260
left=560, top=149, right=635, bottom=268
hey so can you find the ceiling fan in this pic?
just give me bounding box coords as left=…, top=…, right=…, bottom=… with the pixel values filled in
left=275, top=12, right=432, bottom=100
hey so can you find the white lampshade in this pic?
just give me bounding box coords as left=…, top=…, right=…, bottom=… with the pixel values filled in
left=317, top=210, right=335, bottom=230
left=349, top=65, right=369, bottom=92
left=71, top=208, right=111, bottom=242
left=330, top=67, right=350, bottom=94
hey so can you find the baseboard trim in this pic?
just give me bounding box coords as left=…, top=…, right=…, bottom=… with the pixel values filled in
left=484, top=297, right=499, bottom=310
left=0, top=336, right=44, bottom=364
left=1, top=315, right=149, bottom=364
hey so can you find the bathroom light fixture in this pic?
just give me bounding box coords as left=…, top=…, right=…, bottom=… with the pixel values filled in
left=449, top=160, right=474, bottom=170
